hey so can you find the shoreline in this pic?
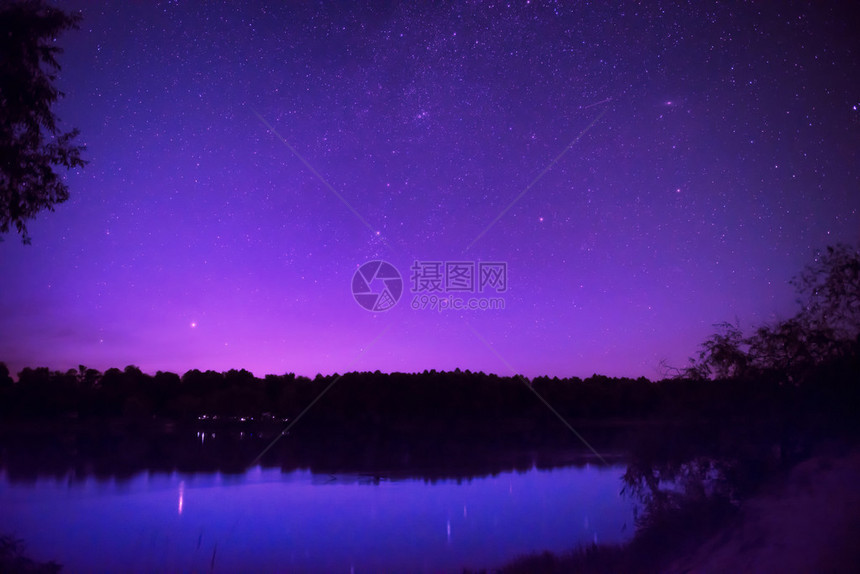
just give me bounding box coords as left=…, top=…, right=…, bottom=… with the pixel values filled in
left=664, top=445, right=860, bottom=573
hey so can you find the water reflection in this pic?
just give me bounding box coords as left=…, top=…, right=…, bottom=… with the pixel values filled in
left=1, top=463, right=634, bottom=573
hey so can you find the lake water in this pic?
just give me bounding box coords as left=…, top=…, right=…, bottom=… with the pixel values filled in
left=0, top=459, right=635, bottom=572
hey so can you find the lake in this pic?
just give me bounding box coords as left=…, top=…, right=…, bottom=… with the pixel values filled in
left=0, top=448, right=635, bottom=573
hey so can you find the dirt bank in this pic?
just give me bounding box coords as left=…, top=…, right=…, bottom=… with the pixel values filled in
left=666, top=448, right=860, bottom=573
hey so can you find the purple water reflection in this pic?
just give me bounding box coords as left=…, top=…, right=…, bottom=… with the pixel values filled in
left=1, top=463, right=635, bottom=572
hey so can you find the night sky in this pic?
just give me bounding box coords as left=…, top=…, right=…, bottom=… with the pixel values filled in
left=1, top=1, right=858, bottom=380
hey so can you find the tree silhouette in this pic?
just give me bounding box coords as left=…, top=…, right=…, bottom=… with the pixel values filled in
left=791, top=243, right=860, bottom=341
left=0, top=0, right=86, bottom=244
left=683, top=243, right=860, bottom=382
left=695, top=321, right=749, bottom=380
left=0, top=362, right=11, bottom=388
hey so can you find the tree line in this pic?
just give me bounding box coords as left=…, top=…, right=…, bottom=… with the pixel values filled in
left=1, top=244, right=857, bottom=433
left=0, top=358, right=855, bottom=434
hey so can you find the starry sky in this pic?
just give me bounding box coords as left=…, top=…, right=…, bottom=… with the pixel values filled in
left=1, top=1, right=858, bottom=380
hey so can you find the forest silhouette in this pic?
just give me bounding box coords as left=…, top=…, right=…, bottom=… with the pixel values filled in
left=2, top=244, right=858, bottom=439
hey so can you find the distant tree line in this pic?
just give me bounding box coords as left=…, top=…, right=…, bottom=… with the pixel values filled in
left=0, top=244, right=857, bottom=433
left=0, top=359, right=855, bottom=435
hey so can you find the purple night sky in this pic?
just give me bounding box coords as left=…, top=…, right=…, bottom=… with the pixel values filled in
left=1, top=1, right=858, bottom=380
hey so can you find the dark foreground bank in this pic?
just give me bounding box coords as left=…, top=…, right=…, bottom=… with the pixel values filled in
left=487, top=440, right=860, bottom=574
